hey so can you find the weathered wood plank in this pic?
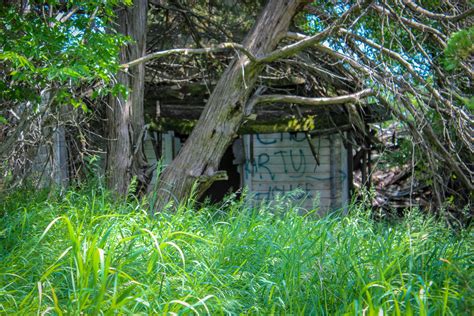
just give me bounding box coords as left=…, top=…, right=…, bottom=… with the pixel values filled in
left=243, top=132, right=349, bottom=212
left=251, top=190, right=340, bottom=200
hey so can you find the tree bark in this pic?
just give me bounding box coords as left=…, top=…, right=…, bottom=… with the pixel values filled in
left=106, top=0, right=148, bottom=195
left=151, top=0, right=306, bottom=210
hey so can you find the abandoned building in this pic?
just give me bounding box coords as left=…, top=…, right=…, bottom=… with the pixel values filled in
left=28, top=50, right=385, bottom=214
left=141, top=50, right=385, bottom=214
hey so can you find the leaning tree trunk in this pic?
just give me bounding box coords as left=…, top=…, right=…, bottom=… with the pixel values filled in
left=106, top=0, right=148, bottom=195
left=152, top=0, right=305, bottom=210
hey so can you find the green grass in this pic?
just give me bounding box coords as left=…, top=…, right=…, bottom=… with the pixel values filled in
left=0, top=187, right=472, bottom=315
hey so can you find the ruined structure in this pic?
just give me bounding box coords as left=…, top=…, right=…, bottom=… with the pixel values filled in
left=142, top=50, right=385, bottom=213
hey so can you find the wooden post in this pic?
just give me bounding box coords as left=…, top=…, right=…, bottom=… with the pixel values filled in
left=366, top=127, right=372, bottom=189
left=361, top=147, right=367, bottom=186
left=329, top=134, right=337, bottom=209
left=346, top=132, right=354, bottom=198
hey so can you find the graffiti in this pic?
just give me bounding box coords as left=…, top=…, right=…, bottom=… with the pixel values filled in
left=256, top=133, right=306, bottom=145
left=244, top=149, right=309, bottom=180
left=254, top=182, right=314, bottom=201
left=245, top=133, right=348, bottom=202
left=256, top=134, right=277, bottom=145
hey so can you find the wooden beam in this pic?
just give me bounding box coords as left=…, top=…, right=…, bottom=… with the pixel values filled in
left=148, top=112, right=353, bottom=135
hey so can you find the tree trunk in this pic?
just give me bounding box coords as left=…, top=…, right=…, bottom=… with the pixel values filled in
left=152, top=0, right=305, bottom=210
left=106, top=0, right=148, bottom=195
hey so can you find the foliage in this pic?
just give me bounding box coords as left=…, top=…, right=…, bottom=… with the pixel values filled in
left=443, top=26, right=474, bottom=71
left=0, top=187, right=472, bottom=314
left=0, top=2, right=128, bottom=112
left=0, top=2, right=131, bottom=187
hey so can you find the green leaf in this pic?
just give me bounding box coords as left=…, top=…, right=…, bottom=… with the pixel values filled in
left=443, top=26, right=474, bottom=71
left=71, top=98, right=88, bottom=113
left=61, top=67, right=84, bottom=79
left=0, top=51, right=34, bottom=70
left=111, top=84, right=128, bottom=98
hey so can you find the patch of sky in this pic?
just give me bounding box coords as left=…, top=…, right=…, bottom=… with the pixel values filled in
left=307, top=15, right=324, bottom=33
left=61, top=13, right=107, bottom=51
left=305, top=1, right=350, bottom=34
left=305, top=2, right=433, bottom=85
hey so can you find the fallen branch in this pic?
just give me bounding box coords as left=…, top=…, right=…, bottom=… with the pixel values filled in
left=194, top=170, right=228, bottom=198
left=196, top=170, right=228, bottom=183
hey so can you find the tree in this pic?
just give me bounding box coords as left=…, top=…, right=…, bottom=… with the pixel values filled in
left=106, top=0, right=149, bottom=195
left=133, top=0, right=471, bottom=212
left=315, top=0, right=473, bottom=208
left=146, top=0, right=371, bottom=211
left=1, top=0, right=471, bottom=213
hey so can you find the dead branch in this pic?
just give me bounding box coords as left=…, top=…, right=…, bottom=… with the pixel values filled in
left=401, top=0, right=474, bottom=22
left=371, top=4, right=447, bottom=46
left=253, top=88, right=374, bottom=107
left=121, top=43, right=256, bottom=69
left=256, top=0, right=373, bottom=63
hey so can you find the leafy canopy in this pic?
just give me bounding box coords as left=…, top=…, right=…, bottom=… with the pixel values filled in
left=0, top=1, right=129, bottom=116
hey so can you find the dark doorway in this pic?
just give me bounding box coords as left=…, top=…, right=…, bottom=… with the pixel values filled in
left=201, top=145, right=241, bottom=203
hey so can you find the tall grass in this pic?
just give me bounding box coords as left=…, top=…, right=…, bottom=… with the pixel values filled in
left=0, top=187, right=472, bottom=315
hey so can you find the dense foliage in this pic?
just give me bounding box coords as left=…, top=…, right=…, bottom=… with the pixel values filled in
left=1, top=188, right=472, bottom=314
left=0, top=2, right=127, bottom=116
left=0, top=2, right=128, bottom=186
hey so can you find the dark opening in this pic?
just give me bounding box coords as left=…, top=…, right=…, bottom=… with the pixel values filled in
left=201, top=145, right=241, bottom=203
left=170, top=132, right=241, bottom=203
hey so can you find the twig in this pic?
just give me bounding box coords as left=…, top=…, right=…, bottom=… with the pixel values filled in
left=401, top=0, right=474, bottom=21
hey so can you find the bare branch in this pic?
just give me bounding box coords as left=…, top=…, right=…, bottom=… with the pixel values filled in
left=256, top=0, right=373, bottom=63
left=59, top=6, right=80, bottom=23
left=339, top=28, right=474, bottom=119
left=401, top=0, right=474, bottom=22
left=286, top=32, right=310, bottom=41
left=371, top=4, right=447, bottom=46
left=253, top=88, right=375, bottom=107
left=314, top=44, right=377, bottom=77
left=339, top=28, right=417, bottom=72
left=121, top=43, right=256, bottom=69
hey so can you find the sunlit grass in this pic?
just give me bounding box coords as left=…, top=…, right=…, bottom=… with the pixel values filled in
left=0, top=187, right=472, bottom=314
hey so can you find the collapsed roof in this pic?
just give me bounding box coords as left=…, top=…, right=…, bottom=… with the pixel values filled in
left=144, top=2, right=388, bottom=136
